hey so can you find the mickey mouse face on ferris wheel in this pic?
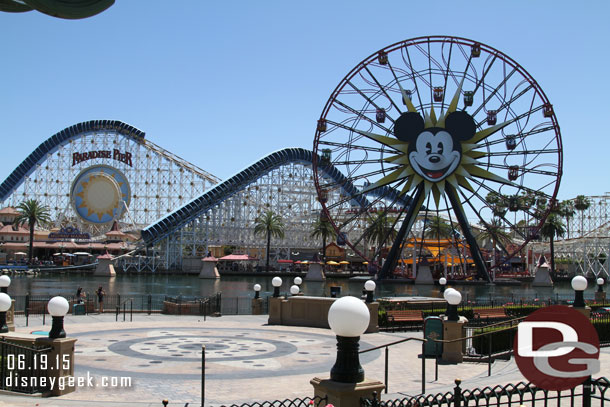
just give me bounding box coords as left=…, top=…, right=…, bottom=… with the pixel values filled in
left=394, top=111, right=476, bottom=183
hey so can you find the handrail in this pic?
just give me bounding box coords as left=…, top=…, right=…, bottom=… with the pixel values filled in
left=115, top=298, right=133, bottom=322
left=362, top=316, right=526, bottom=395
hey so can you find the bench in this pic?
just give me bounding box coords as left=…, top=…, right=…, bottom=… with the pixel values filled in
left=386, top=310, right=424, bottom=331
left=473, top=308, right=507, bottom=321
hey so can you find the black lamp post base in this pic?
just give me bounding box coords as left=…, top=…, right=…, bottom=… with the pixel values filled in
left=0, top=312, right=7, bottom=333
left=330, top=335, right=364, bottom=383
left=573, top=291, right=586, bottom=308
left=49, top=316, right=66, bottom=339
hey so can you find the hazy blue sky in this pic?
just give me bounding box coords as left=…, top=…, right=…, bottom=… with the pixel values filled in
left=1, top=1, right=609, bottom=201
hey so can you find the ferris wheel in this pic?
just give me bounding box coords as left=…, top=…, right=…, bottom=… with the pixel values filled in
left=312, top=36, right=562, bottom=281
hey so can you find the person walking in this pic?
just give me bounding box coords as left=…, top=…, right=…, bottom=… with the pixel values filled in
left=96, top=286, right=106, bottom=313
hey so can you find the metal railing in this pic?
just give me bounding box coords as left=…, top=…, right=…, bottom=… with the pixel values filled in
left=0, top=337, right=52, bottom=394
left=361, top=376, right=610, bottom=407
left=116, top=298, right=133, bottom=322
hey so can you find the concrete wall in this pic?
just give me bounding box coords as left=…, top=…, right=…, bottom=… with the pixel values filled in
left=182, top=256, right=203, bottom=274
left=268, top=296, right=379, bottom=333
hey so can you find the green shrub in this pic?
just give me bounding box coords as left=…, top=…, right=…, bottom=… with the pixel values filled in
left=472, top=326, right=516, bottom=355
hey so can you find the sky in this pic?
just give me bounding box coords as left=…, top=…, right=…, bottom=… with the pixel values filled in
left=1, top=1, right=609, bottom=202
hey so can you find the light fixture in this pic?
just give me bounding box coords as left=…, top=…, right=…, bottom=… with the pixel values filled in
left=597, top=277, right=605, bottom=293
left=439, top=277, right=447, bottom=293
left=327, top=296, right=370, bottom=383
left=0, top=275, right=10, bottom=294
left=47, top=296, right=69, bottom=339
left=272, top=277, right=282, bottom=298
left=290, top=285, right=300, bottom=296
left=571, top=276, right=587, bottom=308
left=444, top=289, right=462, bottom=321
left=294, top=276, right=302, bottom=286
left=0, top=293, right=11, bottom=333
left=364, top=280, right=376, bottom=303
left=253, top=283, right=261, bottom=299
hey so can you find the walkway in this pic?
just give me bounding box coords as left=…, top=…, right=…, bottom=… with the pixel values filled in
left=0, top=313, right=608, bottom=406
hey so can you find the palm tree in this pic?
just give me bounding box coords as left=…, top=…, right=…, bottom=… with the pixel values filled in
left=424, top=216, right=453, bottom=239
left=253, top=210, right=285, bottom=272
left=310, top=213, right=336, bottom=264
left=540, top=212, right=566, bottom=274
left=363, top=211, right=397, bottom=254
left=574, top=195, right=590, bottom=235
left=476, top=218, right=512, bottom=267
left=558, top=200, right=575, bottom=238
left=14, top=199, right=51, bottom=264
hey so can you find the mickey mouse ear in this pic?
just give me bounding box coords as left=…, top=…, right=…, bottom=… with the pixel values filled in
left=445, top=111, right=476, bottom=141
left=394, top=112, right=424, bottom=142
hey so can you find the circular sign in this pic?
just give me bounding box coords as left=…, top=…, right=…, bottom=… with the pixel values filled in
left=71, top=165, right=131, bottom=224
left=514, top=305, right=600, bottom=391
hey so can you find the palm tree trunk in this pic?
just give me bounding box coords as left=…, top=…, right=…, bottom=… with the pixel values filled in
left=266, top=229, right=271, bottom=272
left=28, top=220, right=35, bottom=264
left=549, top=235, right=555, bottom=274
left=322, top=235, right=327, bottom=264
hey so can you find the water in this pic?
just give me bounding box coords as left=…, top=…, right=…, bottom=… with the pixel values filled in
left=6, top=272, right=600, bottom=303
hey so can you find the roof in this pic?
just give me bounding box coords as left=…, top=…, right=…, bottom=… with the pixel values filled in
left=0, top=224, right=29, bottom=235
left=219, top=254, right=257, bottom=261
left=0, top=207, right=19, bottom=215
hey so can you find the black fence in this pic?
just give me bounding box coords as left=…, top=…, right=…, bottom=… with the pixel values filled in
left=0, top=337, right=52, bottom=394
left=361, top=377, right=610, bottom=407
left=216, top=395, right=327, bottom=407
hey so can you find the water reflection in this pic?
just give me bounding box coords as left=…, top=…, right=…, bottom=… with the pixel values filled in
left=6, top=273, right=598, bottom=302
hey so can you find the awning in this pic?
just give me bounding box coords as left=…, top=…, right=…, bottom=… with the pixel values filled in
left=339, top=261, right=350, bottom=265
left=219, top=254, right=257, bottom=261
left=326, top=261, right=340, bottom=265
left=73, top=252, right=92, bottom=256
left=278, top=259, right=293, bottom=263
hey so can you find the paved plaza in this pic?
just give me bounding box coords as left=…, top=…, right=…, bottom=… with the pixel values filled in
left=0, top=313, right=609, bottom=406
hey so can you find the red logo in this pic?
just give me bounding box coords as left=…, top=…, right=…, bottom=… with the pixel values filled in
left=514, top=305, right=600, bottom=390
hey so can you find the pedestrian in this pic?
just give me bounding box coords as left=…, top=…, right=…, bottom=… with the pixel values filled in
left=76, top=287, right=84, bottom=304
left=96, top=286, right=106, bottom=313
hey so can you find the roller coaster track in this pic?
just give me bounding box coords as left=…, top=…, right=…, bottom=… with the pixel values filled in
left=141, top=147, right=414, bottom=246
left=0, top=120, right=219, bottom=200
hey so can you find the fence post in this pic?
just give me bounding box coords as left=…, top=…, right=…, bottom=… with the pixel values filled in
left=583, top=376, right=592, bottom=407
left=421, top=341, right=425, bottom=395
left=384, top=346, right=388, bottom=394
left=453, top=379, right=462, bottom=407
left=201, top=344, right=206, bottom=407
left=488, top=333, right=492, bottom=376
left=148, top=294, right=152, bottom=315
left=25, top=294, right=30, bottom=327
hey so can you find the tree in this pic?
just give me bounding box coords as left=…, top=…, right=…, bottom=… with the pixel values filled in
left=424, top=216, right=453, bottom=239
left=558, top=200, right=575, bottom=238
left=476, top=218, right=512, bottom=268
left=574, top=195, right=590, bottom=235
left=540, top=212, right=566, bottom=274
left=363, top=211, right=397, bottom=253
left=14, top=199, right=51, bottom=264
left=310, top=213, right=336, bottom=264
left=253, top=210, right=285, bottom=272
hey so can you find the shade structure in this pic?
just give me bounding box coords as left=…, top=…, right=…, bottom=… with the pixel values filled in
left=339, top=261, right=350, bottom=265
left=219, top=254, right=256, bottom=261
left=14, top=252, right=27, bottom=255
left=73, top=252, right=92, bottom=256
left=326, top=261, right=340, bottom=265
left=277, top=259, right=294, bottom=264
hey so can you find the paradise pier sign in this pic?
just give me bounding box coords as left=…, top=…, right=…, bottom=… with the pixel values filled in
left=72, top=149, right=133, bottom=167
left=48, top=226, right=91, bottom=241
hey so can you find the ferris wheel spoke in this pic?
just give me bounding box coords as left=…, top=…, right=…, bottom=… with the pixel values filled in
left=472, top=68, right=518, bottom=118
left=346, top=80, right=395, bottom=124
left=323, top=119, right=405, bottom=153
left=317, top=140, right=387, bottom=154
left=362, top=65, right=402, bottom=117
left=472, top=54, right=498, bottom=96
left=402, top=46, right=426, bottom=109
left=332, top=99, right=393, bottom=134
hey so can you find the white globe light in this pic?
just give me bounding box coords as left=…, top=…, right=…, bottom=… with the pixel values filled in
left=328, top=296, right=370, bottom=337
left=364, top=280, right=376, bottom=292
left=571, top=275, right=588, bottom=291
left=47, top=296, right=69, bottom=317
left=293, top=276, right=302, bottom=285
left=0, top=275, right=10, bottom=288
left=253, top=284, right=261, bottom=292
left=272, top=277, right=282, bottom=287
left=439, top=277, right=447, bottom=286
left=443, top=287, right=456, bottom=301
left=290, top=285, right=300, bottom=295
left=597, top=278, right=605, bottom=286
left=0, top=293, right=11, bottom=312
left=445, top=289, right=462, bottom=305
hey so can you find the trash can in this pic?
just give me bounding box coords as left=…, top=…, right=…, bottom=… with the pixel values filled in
left=73, top=303, right=85, bottom=315
left=423, top=316, right=443, bottom=356
left=330, top=286, right=341, bottom=298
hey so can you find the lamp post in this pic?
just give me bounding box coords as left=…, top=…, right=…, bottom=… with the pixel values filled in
left=290, top=285, right=300, bottom=296
left=272, top=277, right=282, bottom=298
left=0, top=293, right=11, bottom=333
left=444, top=288, right=462, bottom=321
left=253, top=284, right=261, bottom=299
left=439, top=277, right=447, bottom=294
left=327, top=296, right=370, bottom=383
left=48, top=296, right=69, bottom=339
left=364, top=280, right=376, bottom=303
left=597, top=277, right=605, bottom=293
left=571, top=275, right=587, bottom=308
left=0, top=275, right=10, bottom=294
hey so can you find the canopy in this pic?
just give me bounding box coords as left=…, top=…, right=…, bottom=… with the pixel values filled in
left=339, top=261, right=350, bottom=265
left=326, top=260, right=340, bottom=265
left=219, top=254, right=256, bottom=261
left=202, top=256, right=219, bottom=262
left=14, top=252, right=27, bottom=255
left=73, top=252, right=92, bottom=256
left=277, top=259, right=294, bottom=264
left=52, top=252, right=74, bottom=256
